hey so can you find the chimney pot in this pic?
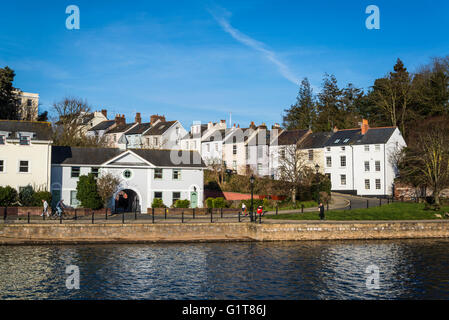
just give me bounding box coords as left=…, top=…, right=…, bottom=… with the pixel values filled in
left=361, top=119, right=369, bottom=135
left=101, top=109, right=108, bottom=119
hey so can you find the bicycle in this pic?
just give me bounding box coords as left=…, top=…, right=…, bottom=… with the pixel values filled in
left=49, top=207, right=69, bottom=220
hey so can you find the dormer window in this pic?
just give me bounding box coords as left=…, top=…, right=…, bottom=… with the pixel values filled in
left=19, top=135, right=30, bottom=145
left=343, top=138, right=349, bottom=143
left=334, top=139, right=340, bottom=144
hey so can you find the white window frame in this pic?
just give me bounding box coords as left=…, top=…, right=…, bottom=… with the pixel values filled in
left=375, top=161, right=381, bottom=172
left=18, top=160, right=30, bottom=173
left=376, top=179, right=381, bottom=190
left=0, top=159, right=5, bottom=173
left=154, top=168, right=163, bottom=180
left=365, top=161, right=370, bottom=172
left=172, top=169, right=181, bottom=180
left=364, top=145, right=370, bottom=152
left=340, top=174, right=346, bottom=186
left=365, top=179, right=370, bottom=190
left=326, top=156, right=332, bottom=167
left=340, top=156, right=346, bottom=168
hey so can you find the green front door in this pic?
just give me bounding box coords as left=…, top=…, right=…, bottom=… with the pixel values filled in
left=190, top=192, right=198, bottom=208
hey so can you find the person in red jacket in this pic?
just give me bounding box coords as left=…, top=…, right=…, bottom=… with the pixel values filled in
left=256, top=205, right=263, bottom=216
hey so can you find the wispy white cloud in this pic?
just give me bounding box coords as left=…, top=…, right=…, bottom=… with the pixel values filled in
left=210, top=8, right=300, bottom=85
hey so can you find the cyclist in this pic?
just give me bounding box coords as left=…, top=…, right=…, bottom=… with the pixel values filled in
left=56, top=199, right=65, bottom=217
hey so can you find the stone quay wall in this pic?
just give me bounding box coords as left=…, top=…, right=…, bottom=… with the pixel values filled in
left=1, top=220, right=449, bottom=244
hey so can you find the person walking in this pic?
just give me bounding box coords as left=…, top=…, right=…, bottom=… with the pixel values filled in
left=242, top=202, right=247, bottom=216
left=318, top=202, right=325, bottom=220
left=41, top=199, right=49, bottom=217
left=256, top=205, right=263, bottom=217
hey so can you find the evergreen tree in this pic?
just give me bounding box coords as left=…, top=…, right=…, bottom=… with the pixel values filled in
left=315, top=73, right=342, bottom=131
left=282, top=78, right=316, bottom=129
left=0, top=66, right=19, bottom=120
left=76, top=174, right=103, bottom=209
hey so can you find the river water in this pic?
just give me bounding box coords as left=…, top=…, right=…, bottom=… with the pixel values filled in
left=0, top=239, right=448, bottom=300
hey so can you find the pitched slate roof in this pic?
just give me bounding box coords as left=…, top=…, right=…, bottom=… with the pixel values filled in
left=52, top=146, right=206, bottom=168
left=299, top=132, right=333, bottom=149
left=88, top=120, right=115, bottom=131
left=125, top=122, right=152, bottom=135
left=131, top=149, right=206, bottom=168
left=144, top=121, right=176, bottom=136
left=52, top=146, right=122, bottom=165
left=276, top=129, right=310, bottom=145
left=183, top=124, right=208, bottom=139
left=202, top=129, right=226, bottom=142
left=106, top=123, right=136, bottom=134
left=324, top=127, right=397, bottom=146
left=0, top=120, right=53, bottom=141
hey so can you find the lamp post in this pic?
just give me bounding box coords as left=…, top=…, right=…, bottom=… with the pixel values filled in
left=250, top=174, right=255, bottom=222
left=314, top=164, right=320, bottom=203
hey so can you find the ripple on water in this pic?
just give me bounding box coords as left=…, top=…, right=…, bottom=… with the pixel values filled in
left=0, top=239, right=449, bottom=299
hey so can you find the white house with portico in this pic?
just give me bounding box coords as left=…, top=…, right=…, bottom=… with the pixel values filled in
left=51, top=146, right=205, bottom=211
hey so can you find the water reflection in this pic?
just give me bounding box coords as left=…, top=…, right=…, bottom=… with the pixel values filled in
left=0, top=239, right=448, bottom=300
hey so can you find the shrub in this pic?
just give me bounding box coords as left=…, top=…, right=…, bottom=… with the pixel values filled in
left=33, top=191, right=52, bottom=207
left=242, top=199, right=264, bottom=210
left=0, top=186, right=18, bottom=207
left=213, top=197, right=227, bottom=208
left=152, top=198, right=166, bottom=208
left=174, top=199, right=190, bottom=208
left=19, top=185, right=35, bottom=206
left=76, top=174, right=103, bottom=209
left=206, top=197, right=214, bottom=208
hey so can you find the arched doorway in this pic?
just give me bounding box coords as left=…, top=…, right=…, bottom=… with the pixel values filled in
left=115, top=189, right=140, bottom=213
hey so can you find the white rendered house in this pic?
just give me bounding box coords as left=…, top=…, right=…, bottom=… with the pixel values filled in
left=0, top=120, right=53, bottom=192
left=323, top=120, right=406, bottom=197
left=51, top=147, right=205, bottom=211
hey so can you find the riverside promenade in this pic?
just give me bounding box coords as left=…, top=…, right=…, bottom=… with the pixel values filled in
left=3, top=194, right=447, bottom=244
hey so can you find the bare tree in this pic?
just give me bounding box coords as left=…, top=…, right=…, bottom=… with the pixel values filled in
left=398, top=117, right=449, bottom=205
left=276, top=143, right=311, bottom=203
left=52, top=97, right=108, bottom=147
left=96, top=171, right=121, bottom=209
left=206, top=157, right=227, bottom=190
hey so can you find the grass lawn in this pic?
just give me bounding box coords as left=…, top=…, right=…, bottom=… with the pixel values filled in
left=266, top=202, right=449, bottom=221
left=267, top=201, right=318, bottom=212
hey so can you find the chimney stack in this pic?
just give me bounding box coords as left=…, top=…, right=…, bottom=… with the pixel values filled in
left=101, top=109, right=108, bottom=119
left=135, top=112, right=142, bottom=124
left=271, top=123, right=280, bottom=130
left=249, top=121, right=256, bottom=129
left=150, top=114, right=166, bottom=125
left=361, top=119, right=369, bottom=135
left=207, top=121, right=213, bottom=130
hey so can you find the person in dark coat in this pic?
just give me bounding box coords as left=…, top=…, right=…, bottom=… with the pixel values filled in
left=318, top=202, right=325, bottom=220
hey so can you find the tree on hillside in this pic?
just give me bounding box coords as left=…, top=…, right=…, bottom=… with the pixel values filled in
left=340, top=83, right=364, bottom=128
left=398, top=117, right=449, bottom=205
left=52, top=97, right=108, bottom=147
left=371, top=59, right=413, bottom=137
left=0, top=66, right=19, bottom=120
left=412, top=56, right=449, bottom=119
left=283, top=78, right=316, bottom=130
left=315, top=73, right=343, bottom=131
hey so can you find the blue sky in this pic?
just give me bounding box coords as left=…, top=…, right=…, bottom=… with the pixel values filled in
left=1, top=0, right=448, bottom=129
